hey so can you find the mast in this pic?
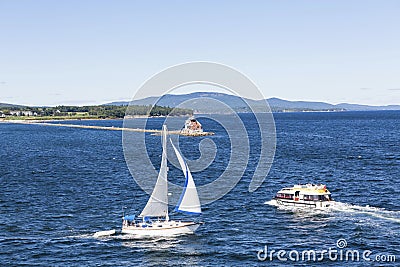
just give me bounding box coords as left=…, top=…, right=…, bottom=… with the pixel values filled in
left=163, top=125, right=169, bottom=222
left=139, top=125, right=169, bottom=219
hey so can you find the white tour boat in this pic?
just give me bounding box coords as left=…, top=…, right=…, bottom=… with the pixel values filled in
left=121, top=125, right=203, bottom=237
left=273, top=184, right=333, bottom=208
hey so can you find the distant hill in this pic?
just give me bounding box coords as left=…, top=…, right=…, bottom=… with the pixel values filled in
left=266, top=98, right=337, bottom=111
left=108, top=92, right=255, bottom=108
left=106, top=92, right=400, bottom=113
left=0, top=102, right=24, bottom=108
left=334, top=103, right=400, bottom=111
left=108, top=92, right=268, bottom=113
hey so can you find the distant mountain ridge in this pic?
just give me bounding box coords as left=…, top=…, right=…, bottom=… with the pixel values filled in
left=2, top=93, right=400, bottom=112
left=0, top=102, right=24, bottom=108
left=106, top=92, right=400, bottom=112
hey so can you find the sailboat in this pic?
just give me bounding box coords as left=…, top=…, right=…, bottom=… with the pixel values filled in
left=121, top=125, right=203, bottom=236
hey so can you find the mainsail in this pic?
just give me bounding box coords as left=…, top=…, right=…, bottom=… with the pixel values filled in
left=140, top=125, right=169, bottom=218
left=170, top=140, right=202, bottom=215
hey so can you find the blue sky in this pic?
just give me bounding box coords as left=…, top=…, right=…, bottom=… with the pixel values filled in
left=1, top=0, right=400, bottom=106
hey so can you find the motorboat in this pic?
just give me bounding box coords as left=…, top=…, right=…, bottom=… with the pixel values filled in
left=273, top=184, right=333, bottom=208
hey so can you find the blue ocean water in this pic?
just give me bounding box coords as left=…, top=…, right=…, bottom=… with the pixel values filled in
left=0, top=111, right=399, bottom=266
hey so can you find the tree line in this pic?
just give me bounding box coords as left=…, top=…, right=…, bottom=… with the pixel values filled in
left=0, top=105, right=193, bottom=119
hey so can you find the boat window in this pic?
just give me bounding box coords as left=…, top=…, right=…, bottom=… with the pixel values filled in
left=284, top=194, right=293, bottom=199
left=275, top=193, right=286, bottom=199
left=275, top=193, right=294, bottom=199
left=311, top=195, right=320, bottom=201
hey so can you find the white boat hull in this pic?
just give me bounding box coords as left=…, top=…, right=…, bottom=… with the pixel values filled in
left=121, top=221, right=201, bottom=237
left=275, top=199, right=333, bottom=209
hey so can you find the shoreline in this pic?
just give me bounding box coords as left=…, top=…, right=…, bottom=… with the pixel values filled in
left=0, top=119, right=214, bottom=136
left=1, top=109, right=398, bottom=124
left=0, top=114, right=186, bottom=123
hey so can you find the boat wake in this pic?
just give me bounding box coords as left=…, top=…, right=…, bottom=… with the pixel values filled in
left=264, top=200, right=278, bottom=206
left=265, top=200, right=400, bottom=223
left=329, top=202, right=400, bottom=223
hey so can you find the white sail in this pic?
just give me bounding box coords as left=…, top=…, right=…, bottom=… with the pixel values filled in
left=170, top=140, right=202, bottom=214
left=140, top=125, right=169, bottom=218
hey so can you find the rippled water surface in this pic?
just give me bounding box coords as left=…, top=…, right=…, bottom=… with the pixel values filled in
left=1, top=111, right=399, bottom=266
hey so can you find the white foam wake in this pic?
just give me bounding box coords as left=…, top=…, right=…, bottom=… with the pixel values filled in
left=265, top=200, right=400, bottom=223
left=330, top=202, right=400, bottom=223
left=264, top=199, right=278, bottom=206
